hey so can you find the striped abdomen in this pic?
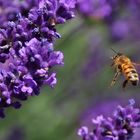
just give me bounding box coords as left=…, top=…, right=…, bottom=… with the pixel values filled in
left=121, top=63, right=139, bottom=86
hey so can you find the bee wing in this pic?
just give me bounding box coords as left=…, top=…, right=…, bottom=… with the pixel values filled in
left=133, top=62, right=140, bottom=66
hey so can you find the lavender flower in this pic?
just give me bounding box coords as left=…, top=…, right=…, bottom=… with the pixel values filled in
left=0, top=0, right=77, bottom=118
left=0, top=0, right=38, bottom=27
left=5, top=125, right=25, bottom=140
left=77, top=0, right=140, bottom=41
left=78, top=99, right=140, bottom=140
left=77, top=0, right=113, bottom=20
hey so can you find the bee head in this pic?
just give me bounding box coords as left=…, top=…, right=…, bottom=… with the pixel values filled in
left=110, top=48, right=122, bottom=60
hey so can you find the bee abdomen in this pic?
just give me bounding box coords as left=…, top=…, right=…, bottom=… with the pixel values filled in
left=127, top=71, right=139, bottom=86
left=122, top=63, right=139, bottom=86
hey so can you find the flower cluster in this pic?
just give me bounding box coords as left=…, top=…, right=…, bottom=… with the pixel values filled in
left=77, top=0, right=140, bottom=41
left=78, top=0, right=112, bottom=20
left=78, top=99, right=140, bottom=140
left=0, top=0, right=76, bottom=118
left=0, top=0, right=38, bottom=28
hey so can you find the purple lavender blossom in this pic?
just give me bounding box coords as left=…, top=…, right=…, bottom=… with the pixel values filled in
left=109, top=13, right=140, bottom=41
left=38, top=0, right=76, bottom=25
left=5, top=125, right=25, bottom=140
left=0, top=0, right=38, bottom=28
left=0, top=0, right=76, bottom=118
left=78, top=0, right=140, bottom=41
left=110, top=19, right=129, bottom=41
left=78, top=0, right=113, bottom=20
left=78, top=99, right=140, bottom=140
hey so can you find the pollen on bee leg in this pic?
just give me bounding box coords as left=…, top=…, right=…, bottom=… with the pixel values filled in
left=45, top=67, right=49, bottom=71
left=49, top=18, right=56, bottom=26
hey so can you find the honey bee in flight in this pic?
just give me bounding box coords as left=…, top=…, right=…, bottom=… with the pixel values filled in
left=110, top=48, right=139, bottom=89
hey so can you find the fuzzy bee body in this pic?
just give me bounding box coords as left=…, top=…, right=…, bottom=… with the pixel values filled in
left=121, top=62, right=138, bottom=85
left=111, top=52, right=139, bottom=88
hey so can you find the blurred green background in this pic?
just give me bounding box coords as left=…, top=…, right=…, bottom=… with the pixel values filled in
left=0, top=13, right=140, bottom=140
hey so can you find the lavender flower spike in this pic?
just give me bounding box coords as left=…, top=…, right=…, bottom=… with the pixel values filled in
left=0, top=0, right=77, bottom=118
left=78, top=99, right=140, bottom=140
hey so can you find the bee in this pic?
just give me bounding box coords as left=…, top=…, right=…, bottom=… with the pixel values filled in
left=110, top=48, right=139, bottom=88
left=48, top=17, right=56, bottom=26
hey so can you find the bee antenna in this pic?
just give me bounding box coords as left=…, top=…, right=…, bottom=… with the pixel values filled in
left=110, top=48, right=119, bottom=54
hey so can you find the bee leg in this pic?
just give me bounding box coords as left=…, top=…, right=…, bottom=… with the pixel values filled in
left=110, top=70, right=120, bottom=87
left=110, top=62, right=114, bottom=67
left=111, top=63, right=113, bottom=67
left=122, top=80, right=128, bottom=89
